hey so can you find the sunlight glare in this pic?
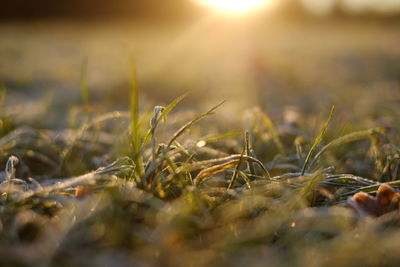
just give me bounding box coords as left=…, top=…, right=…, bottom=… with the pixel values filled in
left=198, top=0, right=270, bottom=13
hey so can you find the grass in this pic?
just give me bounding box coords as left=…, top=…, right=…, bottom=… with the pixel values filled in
left=1, top=18, right=400, bottom=264
left=2, top=77, right=400, bottom=267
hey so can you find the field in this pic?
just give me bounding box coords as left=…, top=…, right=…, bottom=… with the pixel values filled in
left=1, top=16, right=400, bottom=266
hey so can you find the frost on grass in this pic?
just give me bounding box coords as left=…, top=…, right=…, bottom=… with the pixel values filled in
left=0, top=93, right=400, bottom=266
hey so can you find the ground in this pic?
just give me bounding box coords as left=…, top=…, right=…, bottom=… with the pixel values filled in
left=1, top=16, right=400, bottom=266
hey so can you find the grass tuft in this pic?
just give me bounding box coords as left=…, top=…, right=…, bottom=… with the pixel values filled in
left=3, top=63, right=400, bottom=266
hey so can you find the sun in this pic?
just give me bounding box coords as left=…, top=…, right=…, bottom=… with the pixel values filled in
left=197, top=0, right=270, bottom=13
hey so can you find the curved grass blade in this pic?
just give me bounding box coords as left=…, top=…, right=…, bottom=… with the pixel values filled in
left=308, top=127, right=386, bottom=171
left=194, top=160, right=239, bottom=186
left=181, top=154, right=270, bottom=179
left=200, top=131, right=241, bottom=143
left=228, top=146, right=246, bottom=189
left=142, top=92, right=189, bottom=149
left=62, top=111, right=129, bottom=168
left=258, top=110, right=285, bottom=155
left=301, top=105, right=334, bottom=175
left=167, top=101, right=225, bottom=149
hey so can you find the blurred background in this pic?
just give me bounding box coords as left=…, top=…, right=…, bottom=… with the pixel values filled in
left=1, top=0, right=400, bottom=123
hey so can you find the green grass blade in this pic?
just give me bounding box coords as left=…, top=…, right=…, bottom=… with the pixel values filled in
left=258, top=110, right=285, bottom=155
left=301, top=105, right=334, bottom=175
left=200, top=131, right=241, bottom=143
left=167, top=101, right=225, bottom=149
left=130, top=58, right=144, bottom=178
left=159, top=92, right=189, bottom=122
left=142, top=92, right=189, bottom=149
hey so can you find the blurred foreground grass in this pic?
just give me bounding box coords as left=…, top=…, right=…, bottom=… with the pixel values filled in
left=1, top=17, right=400, bottom=266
